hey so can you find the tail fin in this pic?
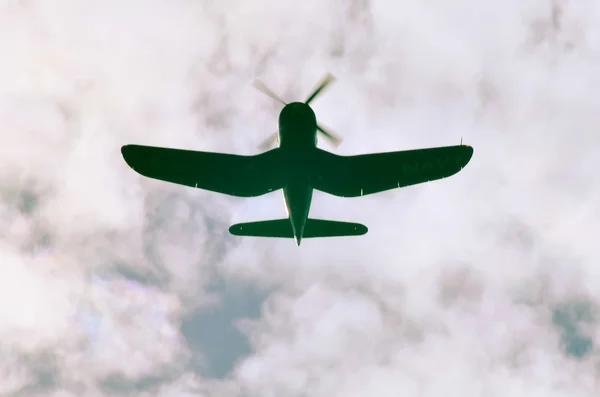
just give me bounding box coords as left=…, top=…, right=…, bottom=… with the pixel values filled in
left=229, top=218, right=368, bottom=238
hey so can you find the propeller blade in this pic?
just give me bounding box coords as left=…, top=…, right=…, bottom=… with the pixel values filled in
left=253, top=81, right=287, bottom=105
left=317, top=124, right=343, bottom=147
left=258, top=132, right=279, bottom=151
left=305, top=73, right=336, bottom=105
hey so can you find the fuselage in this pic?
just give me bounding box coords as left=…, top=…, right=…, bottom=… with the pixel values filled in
left=277, top=102, right=318, bottom=246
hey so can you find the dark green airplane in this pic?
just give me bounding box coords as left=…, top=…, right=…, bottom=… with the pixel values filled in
left=121, top=74, right=474, bottom=246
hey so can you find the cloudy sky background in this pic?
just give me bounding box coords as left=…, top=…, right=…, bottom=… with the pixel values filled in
left=1, top=0, right=600, bottom=395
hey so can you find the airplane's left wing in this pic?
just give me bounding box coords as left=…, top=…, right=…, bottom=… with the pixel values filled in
left=311, top=145, right=473, bottom=197
left=121, top=145, right=285, bottom=197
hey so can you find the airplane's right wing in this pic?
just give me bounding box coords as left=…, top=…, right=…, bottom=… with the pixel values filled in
left=311, top=145, right=473, bottom=197
left=121, top=145, right=285, bottom=197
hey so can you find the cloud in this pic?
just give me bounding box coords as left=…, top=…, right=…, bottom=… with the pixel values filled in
left=2, top=0, right=600, bottom=396
left=0, top=0, right=229, bottom=394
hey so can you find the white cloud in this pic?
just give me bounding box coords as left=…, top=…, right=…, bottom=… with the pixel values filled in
left=2, top=0, right=600, bottom=396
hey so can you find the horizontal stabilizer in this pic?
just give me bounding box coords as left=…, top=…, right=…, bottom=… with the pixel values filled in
left=229, top=218, right=368, bottom=238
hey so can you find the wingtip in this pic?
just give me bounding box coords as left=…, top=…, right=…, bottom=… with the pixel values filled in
left=459, top=143, right=474, bottom=157
left=120, top=144, right=142, bottom=171
left=459, top=145, right=474, bottom=171
left=465, top=144, right=474, bottom=156
left=121, top=144, right=133, bottom=158
left=121, top=145, right=135, bottom=167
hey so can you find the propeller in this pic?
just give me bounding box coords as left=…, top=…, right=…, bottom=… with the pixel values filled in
left=253, top=81, right=287, bottom=105
left=257, top=132, right=278, bottom=151
left=305, top=73, right=336, bottom=105
left=317, top=124, right=343, bottom=146
left=254, top=73, right=343, bottom=149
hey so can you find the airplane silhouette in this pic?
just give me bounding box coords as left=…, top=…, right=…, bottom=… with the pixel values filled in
left=121, top=74, right=474, bottom=246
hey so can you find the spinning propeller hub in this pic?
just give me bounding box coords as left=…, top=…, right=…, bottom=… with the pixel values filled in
left=254, top=73, right=343, bottom=150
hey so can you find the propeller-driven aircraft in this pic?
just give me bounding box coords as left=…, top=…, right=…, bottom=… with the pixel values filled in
left=121, top=74, right=474, bottom=246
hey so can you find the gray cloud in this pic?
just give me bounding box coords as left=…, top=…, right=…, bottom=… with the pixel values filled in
left=2, top=0, right=600, bottom=396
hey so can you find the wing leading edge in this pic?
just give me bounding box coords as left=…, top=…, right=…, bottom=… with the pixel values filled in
left=121, top=145, right=285, bottom=197
left=311, top=145, right=474, bottom=197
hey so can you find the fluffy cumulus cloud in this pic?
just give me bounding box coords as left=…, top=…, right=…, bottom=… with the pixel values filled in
left=1, top=0, right=600, bottom=396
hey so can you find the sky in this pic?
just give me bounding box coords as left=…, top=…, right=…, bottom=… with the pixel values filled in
left=1, top=0, right=600, bottom=396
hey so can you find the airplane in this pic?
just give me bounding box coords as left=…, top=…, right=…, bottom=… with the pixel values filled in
left=121, top=73, right=474, bottom=246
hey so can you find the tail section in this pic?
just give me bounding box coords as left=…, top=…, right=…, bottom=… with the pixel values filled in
left=229, top=218, right=368, bottom=240
left=303, top=219, right=368, bottom=238
left=229, top=219, right=294, bottom=238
